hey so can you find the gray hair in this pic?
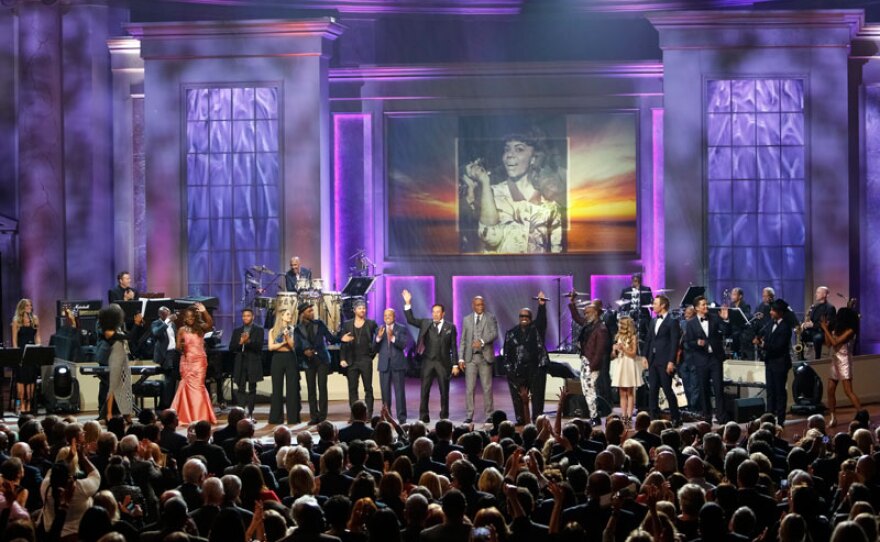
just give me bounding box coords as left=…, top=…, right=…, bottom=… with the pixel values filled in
left=119, top=435, right=139, bottom=456
left=221, top=474, right=242, bottom=499
left=183, top=458, right=207, bottom=484
left=413, top=437, right=434, bottom=460
left=202, top=477, right=224, bottom=505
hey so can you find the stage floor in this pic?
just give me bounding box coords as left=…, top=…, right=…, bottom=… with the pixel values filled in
left=10, top=375, right=872, bottom=442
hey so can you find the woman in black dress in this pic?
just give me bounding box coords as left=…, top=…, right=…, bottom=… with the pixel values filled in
left=10, top=298, right=41, bottom=413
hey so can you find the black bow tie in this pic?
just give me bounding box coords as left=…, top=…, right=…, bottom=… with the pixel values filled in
left=699, top=317, right=707, bottom=322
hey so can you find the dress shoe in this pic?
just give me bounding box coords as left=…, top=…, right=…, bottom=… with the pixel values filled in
left=308, top=418, right=319, bottom=425
left=421, top=415, right=430, bottom=424
left=463, top=418, right=473, bottom=424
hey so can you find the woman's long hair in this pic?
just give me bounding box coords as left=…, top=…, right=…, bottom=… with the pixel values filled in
left=834, top=307, right=860, bottom=338
left=13, top=298, right=38, bottom=327
left=616, top=317, right=637, bottom=346
left=270, top=309, right=293, bottom=343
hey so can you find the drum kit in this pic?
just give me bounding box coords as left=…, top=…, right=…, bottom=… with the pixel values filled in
left=242, top=265, right=343, bottom=331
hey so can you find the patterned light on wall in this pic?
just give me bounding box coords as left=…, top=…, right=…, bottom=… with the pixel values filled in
left=706, top=79, right=806, bottom=313
left=185, top=86, right=281, bottom=336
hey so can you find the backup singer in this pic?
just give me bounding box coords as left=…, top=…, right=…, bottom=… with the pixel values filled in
left=151, top=306, right=179, bottom=410
left=502, top=293, right=548, bottom=425
left=801, top=286, right=837, bottom=359
left=100, top=304, right=133, bottom=422
left=403, top=289, right=458, bottom=424
left=376, top=308, right=411, bottom=423
left=339, top=300, right=379, bottom=415
left=754, top=299, right=793, bottom=423
left=458, top=296, right=498, bottom=424
left=820, top=307, right=861, bottom=427
left=10, top=298, right=41, bottom=414
left=568, top=292, right=608, bottom=424
left=684, top=296, right=729, bottom=423
left=268, top=309, right=299, bottom=425
left=295, top=303, right=339, bottom=424
left=645, top=295, right=681, bottom=426
left=172, top=303, right=216, bottom=425
left=230, top=308, right=265, bottom=418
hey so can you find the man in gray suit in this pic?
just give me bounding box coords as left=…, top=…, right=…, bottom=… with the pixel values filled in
left=458, top=296, right=498, bottom=424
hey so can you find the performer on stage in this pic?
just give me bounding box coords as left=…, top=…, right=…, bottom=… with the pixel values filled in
left=230, top=308, right=265, bottom=418
left=753, top=287, right=775, bottom=325
left=295, top=303, right=339, bottom=424
left=108, top=271, right=138, bottom=303
left=645, top=295, right=681, bottom=426
left=376, top=308, right=411, bottom=423
left=284, top=257, right=312, bottom=291
left=677, top=305, right=700, bottom=409
left=727, top=287, right=751, bottom=358
left=754, top=299, right=793, bottom=423
left=820, top=307, right=861, bottom=427
left=610, top=317, right=641, bottom=428
left=268, top=309, right=299, bottom=425
left=99, top=304, right=133, bottom=422
left=339, top=300, right=379, bottom=416
left=592, top=299, right=617, bottom=404
left=402, top=289, right=458, bottom=424
left=568, top=292, right=608, bottom=424
left=502, top=293, right=548, bottom=425
left=683, top=296, right=729, bottom=423
left=151, top=306, right=179, bottom=410
left=800, top=286, right=837, bottom=359
left=458, top=296, right=498, bottom=424
left=619, top=273, right=653, bottom=337
left=172, top=302, right=216, bottom=425
left=11, top=298, right=41, bottom=414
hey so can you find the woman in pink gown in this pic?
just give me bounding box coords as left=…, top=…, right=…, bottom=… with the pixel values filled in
left=172, top=302, right=217, bottom=425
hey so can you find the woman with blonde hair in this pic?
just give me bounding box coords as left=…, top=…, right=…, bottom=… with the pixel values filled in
left=482, top=442, right=504, bottom=467
left=418, top=471, right=443, bottom=500
left=611, top=316, right=642, bottom=428
left=268, top=308, right=299, bottom=425
left=11, top=298, right=41, bottom=413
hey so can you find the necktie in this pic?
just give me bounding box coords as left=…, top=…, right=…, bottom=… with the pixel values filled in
left=476, top=314, right=481, bottom=326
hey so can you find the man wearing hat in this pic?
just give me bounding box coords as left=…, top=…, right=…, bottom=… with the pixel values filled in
left=295, top=302, right=339, bottom=424
left=339, top=300, right=379, bottom=416
left=755, top=299, right=793, bottom=422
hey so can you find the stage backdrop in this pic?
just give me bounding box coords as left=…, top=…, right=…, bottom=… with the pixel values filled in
left=386, top=111, right=638, bottom=256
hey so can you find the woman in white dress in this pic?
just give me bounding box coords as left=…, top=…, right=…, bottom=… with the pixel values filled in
left=611, top=316, right=642, bottom=427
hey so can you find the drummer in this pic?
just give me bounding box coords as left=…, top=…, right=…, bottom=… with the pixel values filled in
left=285, top=256, right=312, bottom=291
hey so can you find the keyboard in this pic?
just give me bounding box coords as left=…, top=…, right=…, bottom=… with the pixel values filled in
left=79, top=365, right=161, bottom=376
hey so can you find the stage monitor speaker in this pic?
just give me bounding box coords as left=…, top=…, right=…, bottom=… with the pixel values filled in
left=734, top=397, right=765, bottom=423
left=562, top=378, right=612, bottom=418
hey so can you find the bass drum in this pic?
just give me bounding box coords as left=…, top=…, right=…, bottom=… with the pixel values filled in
left=274, top=292, right=300, bottom=316
left=318, top=292, right=342, bottom=332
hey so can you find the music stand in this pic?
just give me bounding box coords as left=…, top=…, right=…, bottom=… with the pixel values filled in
left=22, top=346, right=55, bottom=369
left=0, top=348, right=22, bottom=412
left=143, top=299, right=172, bottom=322
left=341, top=276, right=376, bottom=299
left=547, top=360, right=579, bottom=380
left=115, top=300, right=144, bottom=321
left=680, top=286, right=706, bottom=308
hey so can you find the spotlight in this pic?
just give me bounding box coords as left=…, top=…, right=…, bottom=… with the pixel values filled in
left=790, top=362, right=824, bottom=415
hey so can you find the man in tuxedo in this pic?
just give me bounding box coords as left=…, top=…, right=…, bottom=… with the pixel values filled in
left=502, top=294, right=549, bottom=425
left=728, top=287, right=752, bottom=358
left=593, top=299, right=617, bottom=405
left=458, top=296, right=498, bottom=424
left=375, top=308, right=411, bottom=423
left=403, top=289, right=458, bottom=423
left=684, top=296, right=729, bottom=423
left=339, top=300, right=379, bottom=415
left=755, top=299, right=793, bottom=423
left=645, top=295, right=682, bottom=426
left=800, top=286, right=837, bottom=359
left=151, top=306, right=179, bottom=409
left=229, top=308, right=265, bottom=417
left=108, top=271, right=138, bottom=303
left=295, top=303, right=339, bottom=424
left=284, top=257, right=312, bottom=291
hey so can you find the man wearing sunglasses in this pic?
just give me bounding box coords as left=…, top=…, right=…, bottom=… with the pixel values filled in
left=502, top=292, right=549, bottom=425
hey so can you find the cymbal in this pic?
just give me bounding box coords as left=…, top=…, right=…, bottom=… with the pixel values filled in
left=562, top=290, right=590, bottom=298
left=615, top=300, right=631, bottom=307
left=249, top=265, right=276, bottom=275
left=655, top=288, right=675, bottom=293
left=246, top=278, right=261, bottom=288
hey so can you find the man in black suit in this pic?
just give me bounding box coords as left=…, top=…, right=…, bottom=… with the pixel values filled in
left=412, top=437, right=449, bottom=480
left=224, top=439, right=278, bottom=492
left=645, top=295, right=682, bottom=425
left=280, top=496, right=341, bottom=542
left=316, top=446, right=353, bottom=498
left=180, top=420, right=231, bottom=477
left=561, top=471, right=638, bottom=542
left=151, top=306, right=179, bottom=409
left=284, top=256, right=312, bottom=292
left=159, top=409, right=188, bottom=462
left=419, top=489, right=471, bottom=542
left=338, top=400, right=374, bottom=444
left=229, top=308, right=265, bottom=417
left=375, top=308, right=411, bottom=423
left=502, top=295, right=549, bottom=425
left=10, top=443, right=43, bottom=511
left=432, top=419, right=463, bottom=463
left=213, top=407, right=245, bottom=445
left=339, top=300, right=379, bottom=415
left=619, top=273, right=653, bottom=337
left=631, top=412, right=661, bottom=452
left=684, top=296, right=730, bottom=423
left=755, top=299, right=793, bottom=423
left=295, top=304, right=340, bottom=424
left=727, top=287, right=752, bottom=359
left=402, top=289, right=458, bottom=423
left=108, top=270, right=138, bottom=303
left=800, top=286, right=837, bottom=359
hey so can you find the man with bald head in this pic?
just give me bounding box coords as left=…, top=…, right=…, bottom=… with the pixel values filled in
left=284, top=256, right=312, bottom=291
left=458, top=295, right=498, bottom=424
left=376, top=307, right=412, bottom=422
left=10, top=441, right=42, bottom=510
left=563, top=470, right=638, bottom=542
left=684, top=455, right=715, bottom=493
